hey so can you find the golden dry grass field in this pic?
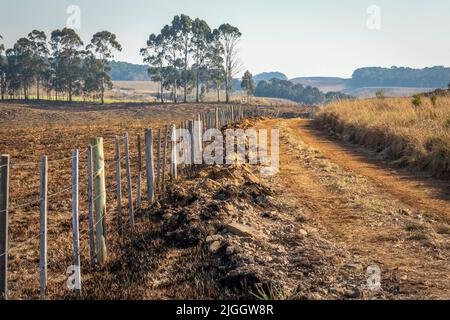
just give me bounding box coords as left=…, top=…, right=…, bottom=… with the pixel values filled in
left=317, top=96, right=450, bottom=178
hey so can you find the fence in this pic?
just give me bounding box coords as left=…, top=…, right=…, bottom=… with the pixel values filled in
left=0, top=105, right=275, bottom=300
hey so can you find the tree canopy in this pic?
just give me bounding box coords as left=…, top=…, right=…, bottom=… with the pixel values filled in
left=241, top=70, right=255, bottom=103
left=141, top=14, right=239, bottom=103
left=255, top=78, right=352, bottom=105
left=0, top=28, right=121, bottom=103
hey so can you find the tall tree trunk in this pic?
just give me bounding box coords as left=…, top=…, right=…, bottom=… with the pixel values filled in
left=196, top=69, right=199, bottom=103
left=101, top=62, right=105, bottom=104
left=0, top=75, right=4, bottom=101
left=225, top=77, right=230, bottom=104
left=69, top=81, right=72, bottom=102
left=101, top=76, right=105, bottom=105
left=173, top=81, right=177, bottom=104
left=184, top=42, right=188, bottom=103
left=160, top=79, right=164, bottom=103
left=226, top=61, right=231, bottom=104
left=36, top=78, right=40, bottom=101
left=184, top=81, right=187, bottom=103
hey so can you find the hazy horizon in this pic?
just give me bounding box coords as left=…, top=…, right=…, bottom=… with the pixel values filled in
left=2, top=0, right=450, bottom=79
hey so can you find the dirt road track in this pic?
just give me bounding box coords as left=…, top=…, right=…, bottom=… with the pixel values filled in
left=260, top=118, right=449, bottom=299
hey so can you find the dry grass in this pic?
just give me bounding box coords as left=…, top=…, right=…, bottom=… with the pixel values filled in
left=317, top=96, right=450, bottom=178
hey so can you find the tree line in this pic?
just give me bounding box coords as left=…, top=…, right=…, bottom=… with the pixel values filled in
left=255, top=78, right=352, bottom=105
left=350, top=66, right=450, bottom=89
left=141, top=14, right=242, bottom=104
left=1, top=14, right=243, bottom=105
left=0, top=29, right=121, bottom=104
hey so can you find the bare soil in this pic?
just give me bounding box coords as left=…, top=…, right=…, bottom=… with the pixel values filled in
left=263, top=118, right=449, bottom=299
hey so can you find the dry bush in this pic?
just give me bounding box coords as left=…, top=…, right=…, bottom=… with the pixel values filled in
left=316, top=96, right=450, bottom=178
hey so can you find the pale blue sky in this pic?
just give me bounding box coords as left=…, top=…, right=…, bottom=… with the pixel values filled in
left=1, top=0, right=450, bottom=78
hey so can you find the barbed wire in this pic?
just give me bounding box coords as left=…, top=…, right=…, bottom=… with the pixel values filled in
left=4, top=137, right=119, bottom=169
left=0, top=111, right=250, bottom=284
left=0, top=178, right=118, bottom=260
left=0, top=164, right=160, bottom=261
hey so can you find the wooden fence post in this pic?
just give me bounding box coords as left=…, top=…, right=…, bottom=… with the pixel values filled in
left=114, top=137, right=123, bottom=233
left=170, top=125, right=178, bottom=180
left=72, top=149, right=81, bottom=293
left=231, top=106, right=235, bottom=123
left=39, top=155, right=48, bottom=299
left=188, top=120, right=194, bottom=168
left=215, top=108, right=219, bottom=129
left=0, top=155, right=9, bottom=300
left=162, top=127, right=168, bottom=192
left=195, top=115, right=203, bottom=165
left=87, top=145, right=96, bottom=265
left=137, top=134, right=142, bottom=209
left=145, top=129, right=155, bottom=203
left=91, top=138, right=107, bottom=266
left=124, top=133, right=134, bottom=227
left=156, top=129, right=161, bottom=194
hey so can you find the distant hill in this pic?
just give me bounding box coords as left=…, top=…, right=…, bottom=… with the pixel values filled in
left=290, top=77, right=349, bottom=93
left=349, top=66, right=450, bottom=88
left=253, top=72, right=288, bottom=83
left=108, top=62, right=450, bottom=99
left=109, top=61, right=150, bottom=81
left=291, top=67, right=450, bottom=97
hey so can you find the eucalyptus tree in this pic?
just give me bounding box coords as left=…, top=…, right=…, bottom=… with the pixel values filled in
left=28, top=30, right=49, bottom=100
left=241, top=70, right=255, bottom=104
left=11, top=37, right=35, bottom=99
left=141, top=33, right=168, bottom=103
left=41, top=66, right=53, bottom=100
left=5, top=49, right=21, bottom=98
left=0, top=35, right=5, bottom=100
left=208, top=29, right=226, bottom=102
left=161, top=65, right=182, bottom=102
left=191, top=18, right=211, bottom=102
left=218, top=24, right=242, bottom=103
left=171, top=14, right=192, bottom=103
left=87, top=31, right=122, bottom=104
left=161, top=24, right=182, bottom=103
left=81, top=50, right=103, bottom=100
left=50, top=28, right=83, bottom=101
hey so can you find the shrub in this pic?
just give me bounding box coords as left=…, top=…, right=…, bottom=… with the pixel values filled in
left=430, top=94, right=438, bottom=106
left=412, top=94, right=422, bottom=107
left=375, top=90, right=385, bottom=99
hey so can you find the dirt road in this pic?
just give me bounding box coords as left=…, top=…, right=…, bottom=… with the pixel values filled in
left=260, top=118, right=449, bottom=299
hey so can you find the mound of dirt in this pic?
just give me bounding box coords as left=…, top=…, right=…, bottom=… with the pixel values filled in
left=145, top=162, right=377, bottom=299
